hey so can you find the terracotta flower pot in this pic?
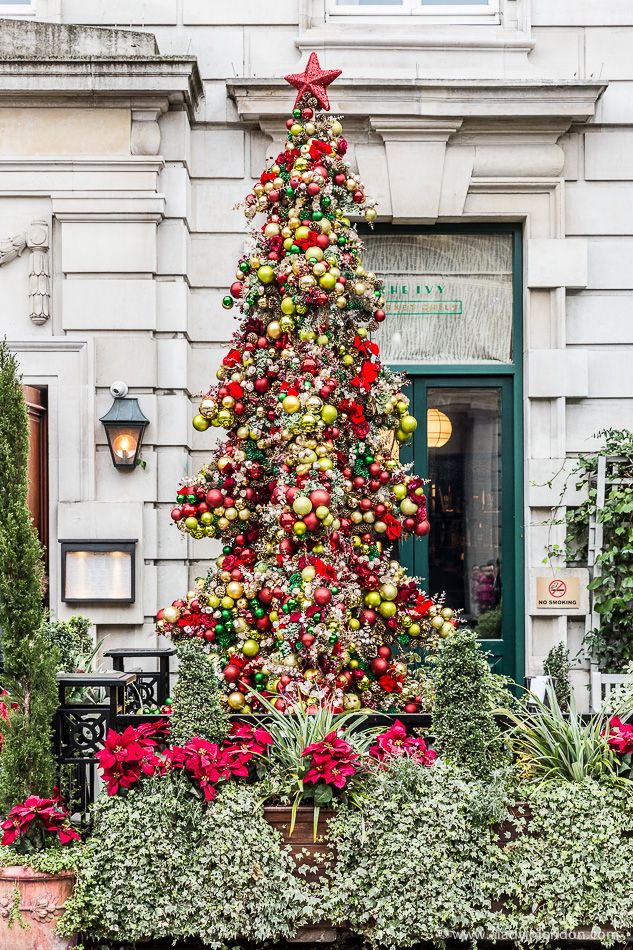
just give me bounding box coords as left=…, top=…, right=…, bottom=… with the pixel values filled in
left=0, top=866, right=76, bottom=950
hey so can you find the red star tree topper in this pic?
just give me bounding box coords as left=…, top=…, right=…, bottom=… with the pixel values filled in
left=156, top=54, right=459, bottom=715
left=284, top=52, right=342, bottom=112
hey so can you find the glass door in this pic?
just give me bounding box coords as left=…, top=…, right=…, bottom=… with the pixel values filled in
left=400, top=376, right=520, bottom=676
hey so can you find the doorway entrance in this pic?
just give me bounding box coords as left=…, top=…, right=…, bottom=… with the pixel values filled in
left=400, top=375, right=521, bottom=677
left=364, top=224, right=524, bottom=681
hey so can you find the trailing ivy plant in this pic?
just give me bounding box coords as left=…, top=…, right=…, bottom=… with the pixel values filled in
left=59, top=777, right=315, bottom=947
left=0, top=342, right=59, bottom=813
left=431, top=629, right=511, bottom=779
left=542, top=429, right=633, bottom=671
left=324, top=758, right=504, bottom=947
left=169, top=637, right=229, bottom=745
left=324, top=759, right=633, bottom=947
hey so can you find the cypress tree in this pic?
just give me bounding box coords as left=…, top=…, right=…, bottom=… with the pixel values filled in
left=0, top=341, right=59, bottom=812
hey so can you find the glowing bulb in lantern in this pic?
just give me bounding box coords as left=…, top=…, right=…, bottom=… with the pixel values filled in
left=427, top=409, right=452, bottom=449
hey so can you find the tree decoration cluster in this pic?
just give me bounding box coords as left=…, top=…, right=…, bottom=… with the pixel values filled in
left=156, top=55, right=458, bottom=713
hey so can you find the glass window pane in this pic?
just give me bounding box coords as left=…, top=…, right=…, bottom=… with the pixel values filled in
left=427, top=387, right=502, bottom=638
left=365, top=232, right=513, bottom=363
left=421, top=0, right=485, bottom=5
left=335, top=0, right=403, bottom=5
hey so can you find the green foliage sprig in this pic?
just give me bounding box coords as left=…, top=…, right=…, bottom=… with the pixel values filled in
left=543, top=642, right=572, bottom=711
left=0, top=342, right=59, bottom=813
left=431, top=629, right=510, bottom=778
left=43, top=615, right=94, bottom=673
left=169, top=637, right=229, bottom=745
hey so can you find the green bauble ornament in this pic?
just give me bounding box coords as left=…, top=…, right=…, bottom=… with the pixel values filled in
left=222, top=296, right=234, bottom=310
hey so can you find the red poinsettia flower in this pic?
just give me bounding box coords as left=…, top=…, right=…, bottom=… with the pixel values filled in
left=378, top=674, right=400, bottom=694
left=227, top=722, right=273, bottom=757
left=383, top=513, right=402, bottom=540
left=605, top=716, right=633, bottom=755
left=303, top=730, right=357, bottom=765
left=1, top=796, right=80, bottom=848
left=304, top=758, right=357, bottom=789
left=369, top=720, right=436, bottom=768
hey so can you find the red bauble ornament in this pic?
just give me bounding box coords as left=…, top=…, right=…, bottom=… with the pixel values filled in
left=404, top=702, right=419, bottom=714
left=206, top=489, right=224, bottom=508
left=377, top=645, right=392, bottom=659
left=303, top=512, right=319, bottom=532
left=230, top=281, right=243, bottom=299
left=171, top=507, right=183, bottom=521
left=309, top=488, right=331, bottom=508
left=223, top=664, right=241, bottom=683
left=313, top=587, right=332, bottom=607
left=374, top=309, right=386, bottom=322
left=415, top=520, right=431, bottom=537
left=254, top=377, right=270, bottom=393
left=371, top=657, right=389, bottom=676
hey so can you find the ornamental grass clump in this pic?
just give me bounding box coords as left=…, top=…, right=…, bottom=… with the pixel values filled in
left=504, top=685, right=623, bottom=785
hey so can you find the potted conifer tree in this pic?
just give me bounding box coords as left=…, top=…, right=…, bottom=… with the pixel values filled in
left=0, top=342, right=78, bottom=950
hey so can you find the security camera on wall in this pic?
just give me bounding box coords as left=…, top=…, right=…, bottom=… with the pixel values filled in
left=109, top=381, right=128, bottom=399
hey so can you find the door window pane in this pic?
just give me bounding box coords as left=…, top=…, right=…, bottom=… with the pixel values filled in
left=427, top=387, right=502, bottom=638
left=364, top=232, right=513, bottom=363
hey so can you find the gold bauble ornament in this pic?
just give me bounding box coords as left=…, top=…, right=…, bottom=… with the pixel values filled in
left=227, top=691, right=246, bottom=710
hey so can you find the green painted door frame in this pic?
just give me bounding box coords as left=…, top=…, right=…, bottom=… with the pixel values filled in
left=379, top=224, right=525, bottom=684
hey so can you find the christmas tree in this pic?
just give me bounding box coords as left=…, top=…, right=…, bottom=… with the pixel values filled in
left=156, top=54, right=457, bottom=713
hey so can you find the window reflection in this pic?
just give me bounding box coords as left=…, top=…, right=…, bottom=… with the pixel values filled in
left=427, top=388, right=502, bottom=638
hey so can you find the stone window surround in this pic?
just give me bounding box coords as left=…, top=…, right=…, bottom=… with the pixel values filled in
left=325, top=0, right=499, bottom=22
left=227, top=75, right=605, bottom=673
left=299, top=0, right=530, bottom=49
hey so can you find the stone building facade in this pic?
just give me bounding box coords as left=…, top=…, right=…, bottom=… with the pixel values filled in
left=0, top=0, right=630, bottom=704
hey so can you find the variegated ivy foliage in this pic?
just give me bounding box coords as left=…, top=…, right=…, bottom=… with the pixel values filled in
left=59, top=778, right=317, bottom=948
left=60, top=760, right=633, bottom=947
left=325, top=759, right=633, bottom=947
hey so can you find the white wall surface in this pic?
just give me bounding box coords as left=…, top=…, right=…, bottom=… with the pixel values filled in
left=1, top=0, right=630, bottom=701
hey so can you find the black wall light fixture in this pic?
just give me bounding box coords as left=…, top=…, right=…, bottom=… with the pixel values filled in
left=100, top=381, right=149, bottom=470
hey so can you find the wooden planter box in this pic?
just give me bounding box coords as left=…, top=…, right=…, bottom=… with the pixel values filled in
left=0, top=866, right=76, bottom=950
left=264, top=805, right=337, bottom=944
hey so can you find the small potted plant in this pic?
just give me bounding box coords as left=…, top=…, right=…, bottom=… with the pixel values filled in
left=0, top=343, right=79, bottom=949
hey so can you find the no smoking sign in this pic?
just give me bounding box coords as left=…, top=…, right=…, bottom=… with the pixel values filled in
left=536, top=576, right=580, bottom=610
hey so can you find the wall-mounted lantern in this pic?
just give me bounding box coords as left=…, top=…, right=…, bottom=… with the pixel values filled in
left=100, top=381, right=149, bottom=470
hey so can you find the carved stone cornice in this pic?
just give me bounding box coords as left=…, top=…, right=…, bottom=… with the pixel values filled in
left=227, top=78, right=606, bottom=127
left=0, top=57, right=203, bottom=119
